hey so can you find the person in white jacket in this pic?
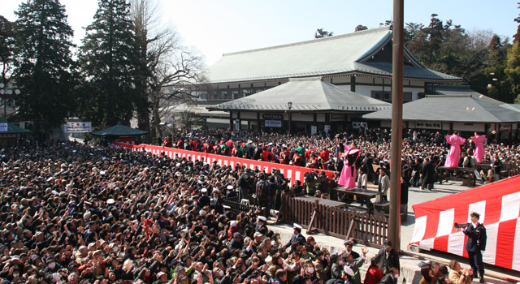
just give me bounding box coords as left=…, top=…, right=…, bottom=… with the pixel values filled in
left=357, top=168, right=367, bottom=190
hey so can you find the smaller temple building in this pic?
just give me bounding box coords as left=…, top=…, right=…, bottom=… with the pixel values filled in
left=207, top=77, right=390, bottom=133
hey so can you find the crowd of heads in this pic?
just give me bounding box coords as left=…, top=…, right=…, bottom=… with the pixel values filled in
left=157, top=128, right=520, bottom=184
left=0, top=142, right=385, bottom=284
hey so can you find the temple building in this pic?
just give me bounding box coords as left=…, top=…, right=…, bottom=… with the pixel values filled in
left=200, top=26, right=461, bottom=132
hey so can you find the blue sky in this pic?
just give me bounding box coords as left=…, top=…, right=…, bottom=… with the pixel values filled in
left=1, top=0, right=518, bottom=66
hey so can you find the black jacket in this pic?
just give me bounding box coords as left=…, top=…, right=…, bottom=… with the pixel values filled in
left=373, top=248, right=400, bottom=274
left=464, top=223, right=487, bottom=252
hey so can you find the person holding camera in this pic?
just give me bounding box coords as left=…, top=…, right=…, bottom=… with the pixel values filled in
left=448, top=260, right=473, bottom=284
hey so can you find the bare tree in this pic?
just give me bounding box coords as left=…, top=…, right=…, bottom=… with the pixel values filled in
left=130, top=0, right=207, bottom=142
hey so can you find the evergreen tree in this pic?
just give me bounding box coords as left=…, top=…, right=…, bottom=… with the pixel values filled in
left=13, top=0, right=76, bottom=139
left=507, top=3, right=520, bottom=103
left=0, top=16, right=15, bottom=86
left=78, top=0, right=137, bottom=127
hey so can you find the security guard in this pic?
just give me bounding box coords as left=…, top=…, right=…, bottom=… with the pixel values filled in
left=463, top=211, right=487, bottom=283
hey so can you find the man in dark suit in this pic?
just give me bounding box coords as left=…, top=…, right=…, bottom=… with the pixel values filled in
left=284, top=223, right=306, bottom=248
left=373, top=240, right=400, bottom=275
left=463, top=211, right=487, bottom=283
left=420, top=157, right=436, bottom=191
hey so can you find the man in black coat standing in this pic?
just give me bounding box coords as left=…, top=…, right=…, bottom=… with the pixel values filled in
left=373, top=240, right=400, bottom=275
left=420, top=157, right=436, bottom=191
left=463, top=211, right=487, bottom=283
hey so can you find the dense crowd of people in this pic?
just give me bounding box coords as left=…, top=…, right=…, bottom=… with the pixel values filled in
left=158, top=128, right=520, bottom=191
left=0, top=142, right=409, bottom=284
left=1, top=126, right=516, bottom=283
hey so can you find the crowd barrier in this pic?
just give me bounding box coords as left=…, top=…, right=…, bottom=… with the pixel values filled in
left=112, top=143, right=336, bottom=185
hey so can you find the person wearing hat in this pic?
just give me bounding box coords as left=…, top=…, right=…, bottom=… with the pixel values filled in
left=342, top=240, right=360, bottom=260
left=210, top=189, right=224, bottom=214
left=255, top=216, right=267, bottom=232
left=342, top=246, right=369, bottom=284
left=448, top=260, right=474, bottom=284
left=463, top=211, right=487, bottom=282
left=284, top=224, right=306, bottom=249
left=329, top=253, right=344, bottom=280
left=373, top=240, right=400, bottom=275
left=198, top=188, right=210, bottom=208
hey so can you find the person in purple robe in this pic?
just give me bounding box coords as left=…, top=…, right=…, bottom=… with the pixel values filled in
left=338, top=142, right=361, bottom=189
left=471, top=133, right=486, bottom=163
left=444, top=131, right=467, bottom=168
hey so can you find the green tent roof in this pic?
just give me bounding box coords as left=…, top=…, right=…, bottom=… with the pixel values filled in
left=0, top=119, right=31, bottom=134
left=91, top=123, right=148, bottom=136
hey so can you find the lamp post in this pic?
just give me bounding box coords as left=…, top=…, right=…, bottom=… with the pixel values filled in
left=287, top=101, right=292, bottom=134
left=0, top=82, right=21, bottom=119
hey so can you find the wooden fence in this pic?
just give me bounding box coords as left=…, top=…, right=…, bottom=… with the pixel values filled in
left=223, top=196, right=252, bottom=215
left=280, top=195, right=389, bottom=248
left=476, top=162, right=520, bottom=178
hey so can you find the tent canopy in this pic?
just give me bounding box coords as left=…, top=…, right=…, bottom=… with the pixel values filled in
left=410, top=176, right=520, bottom=271
left=91, top=123, right=148, bottom=136
left=0, top=119, right=31, bottom=134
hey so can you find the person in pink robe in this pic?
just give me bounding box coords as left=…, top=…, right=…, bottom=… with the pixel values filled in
left=338, top=142, right=361, bottom=189
left=471, top=133, right=486, bottom=163
left=444, top=131, right=467, bottom=168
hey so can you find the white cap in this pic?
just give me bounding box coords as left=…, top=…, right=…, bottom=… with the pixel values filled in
left=100, top=171, right=106, bottom=175
left=268, top=142, right=273, bottom=146
left=212, top=188, right=219, bottom=193
left=51, top=190, right=59, bottom=195
left=258, top=216, right=267, bottom=222
left=201, top=188, right=207, bottom=193
left=344, top=266, right=354, bottom=276
left=230, top=221, right=237, bottom=227
left=293, top=223, right=303, bottom=229
left=227, top=185, right=234, bottom=190
left=107, top=199, right=115, bottom=205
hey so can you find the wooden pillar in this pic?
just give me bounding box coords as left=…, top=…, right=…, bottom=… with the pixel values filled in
left=229, top=111, right=233, bottom=131
left=389, top=0, right=404, bottom=252
left=450, top=122, right=453, bottom=133
left=237, top=112, right=241, bottom=131
left=257, top=112, right=261, bottom=131
left=350, top=76, right=356, bottom=92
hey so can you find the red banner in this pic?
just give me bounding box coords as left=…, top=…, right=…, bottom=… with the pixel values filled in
left=113, top=143, right=336, bottom=185
left=411, top=176, right=520, bottom=271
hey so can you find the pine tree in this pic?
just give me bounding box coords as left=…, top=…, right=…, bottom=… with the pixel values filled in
left=78, top=0, right=137, bottom=127
left=13, top=0, right=76, bottom=139
left=506, top=3, right=520, bottom=103
left=0, top=16, right=15, bottom=86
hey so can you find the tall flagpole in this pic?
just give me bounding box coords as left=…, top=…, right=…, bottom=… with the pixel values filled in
left=389, top=0, right=404, bottom=252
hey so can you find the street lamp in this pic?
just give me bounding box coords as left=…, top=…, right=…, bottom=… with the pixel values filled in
left=287, top=102, right=293, bottom=134
left=0, top=82, right=21, bottom=119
